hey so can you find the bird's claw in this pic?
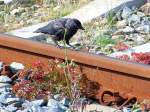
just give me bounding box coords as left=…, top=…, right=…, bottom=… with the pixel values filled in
left=56, top=45, right=64, bottom=49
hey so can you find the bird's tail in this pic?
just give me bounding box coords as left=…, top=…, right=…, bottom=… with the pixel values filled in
left=33, top=28, right=42, bottom=33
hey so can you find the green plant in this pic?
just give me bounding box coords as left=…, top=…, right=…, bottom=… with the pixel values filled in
left=106, top=11, right=117, bottom=27
left=95, top=34, right=116, bottom=47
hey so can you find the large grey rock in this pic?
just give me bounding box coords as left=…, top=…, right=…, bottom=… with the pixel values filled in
left=121, top=6, right=133, bottom=19
left=10, top=62, right=24, bottom=74
left=0, top=76, right=12, bottom=83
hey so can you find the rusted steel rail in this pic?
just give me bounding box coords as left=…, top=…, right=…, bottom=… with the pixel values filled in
left=0, top=34, right=150, bottom=106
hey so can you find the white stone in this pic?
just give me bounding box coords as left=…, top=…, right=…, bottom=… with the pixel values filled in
left=135, top=25, right=150, bottom=34
left=0, top=94, right=6, bottom=103
left=116, top=20, right=127, bottom=28
left=30, top=105, right=45, bottom=112
left=5, top=105, right=18, bottom=112
left=123, top=26, right=134, bottom=33
left=82, top=104, right=121, bottom=112
left=0, top=76, right=12, bottom=83
left=47, top=99, right=65, bottom=112
left=128, top=14, right=141, bottom=24
left=31, top=99, right=44, bottom=106
left=10, top=7, right=25, bottom=15
left=5, top=97, right=21, bottom=104
left=0, top=83, right=11, bottom=88
left=136, top=36, right=145, bottom=44
left=10, top=62, right=24, bottom=74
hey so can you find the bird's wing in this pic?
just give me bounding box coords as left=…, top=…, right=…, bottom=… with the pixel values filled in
left=54, top=28, right=66, bottom=40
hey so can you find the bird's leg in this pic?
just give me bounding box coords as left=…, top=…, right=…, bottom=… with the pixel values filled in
left=66, top=39, right=75, bottom=49
left=52, top=38, right=64, bottom=49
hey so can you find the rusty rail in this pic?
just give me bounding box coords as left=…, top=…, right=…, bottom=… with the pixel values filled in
left=0, top=34, right=150, bottom=105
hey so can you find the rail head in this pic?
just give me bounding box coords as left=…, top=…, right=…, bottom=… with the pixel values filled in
left=0, top=34, right=150, bottom=79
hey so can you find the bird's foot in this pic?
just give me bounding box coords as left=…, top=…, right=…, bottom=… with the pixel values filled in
left=56, top=45, right=64, bottom=49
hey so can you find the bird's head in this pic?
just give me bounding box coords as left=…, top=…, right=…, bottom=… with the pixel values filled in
left=66, top=18, right=85, bottom=30
left=73, top=19, right=85, bottom=30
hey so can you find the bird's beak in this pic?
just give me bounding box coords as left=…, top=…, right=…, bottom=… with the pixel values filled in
left=80, top=26, right=85, bottom=30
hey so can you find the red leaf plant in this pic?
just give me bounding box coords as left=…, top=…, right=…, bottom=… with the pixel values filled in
left=113, top=41, right=130, bottom=51
left=12, top=59, right=83, bottom=100
left=116, top=52, right=150, bottom=65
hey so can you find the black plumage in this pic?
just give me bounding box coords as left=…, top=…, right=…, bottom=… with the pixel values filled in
left=34, top=18, right=84, bottom=48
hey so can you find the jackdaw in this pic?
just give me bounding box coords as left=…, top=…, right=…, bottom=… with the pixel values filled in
left=34, top=18, right=84, bottom=48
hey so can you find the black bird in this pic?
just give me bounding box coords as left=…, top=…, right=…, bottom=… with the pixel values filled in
left=34, top=18, right=84, bottom=48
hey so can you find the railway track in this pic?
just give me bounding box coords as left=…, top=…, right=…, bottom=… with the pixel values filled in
left=0, top=34, right=150, bottom=107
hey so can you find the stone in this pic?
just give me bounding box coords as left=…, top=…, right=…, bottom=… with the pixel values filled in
left=22, top=101, right=33, bottom=109
left=136, top=36, right=145, bottom=44
left=10, top=62, right=24, bottom=74
left=0, top=83, right=11, bottom=88
left=121, top=6, right=133, bottom=19
left=0, top=87, right=9, bottom=93
left=136, top=11, right=145, bottom=17
left=116, top=10, right=122, bottom=21
left=0, top=76, right=12, bottom=83
left=123, top=107, right=132, bottom=112
left=0, top=62, right=3, bottom=71
left=47, top=99, right=66, bottom=112
left=0, top=94, right=7, bottom=104
left=5, top=97, right=21, bottom=104
left=0, top=109, right=10, bottom=112
left=10, top=9, right=19, bottom=15
left=31, top=99, right=45, bottom=106
left=128, top=14, right=141, bottom=26
left=135, top=25, right=150, bottom=34
left=116, top=20, right=127, bottom=28
left=10, top=7, right=25, bottom=16
left=60, top=98, right=70, bottom=107
left=54, top=94, right=61, bottom=101
left=30, top=105, right=45, bottom=112
left=5, top=105, right=18, bottom=112
left=123, top=26, right=134, bottom=33
left=141, top=17, right=150, bottom=25
left=140, top=2, right=150, bottom=15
